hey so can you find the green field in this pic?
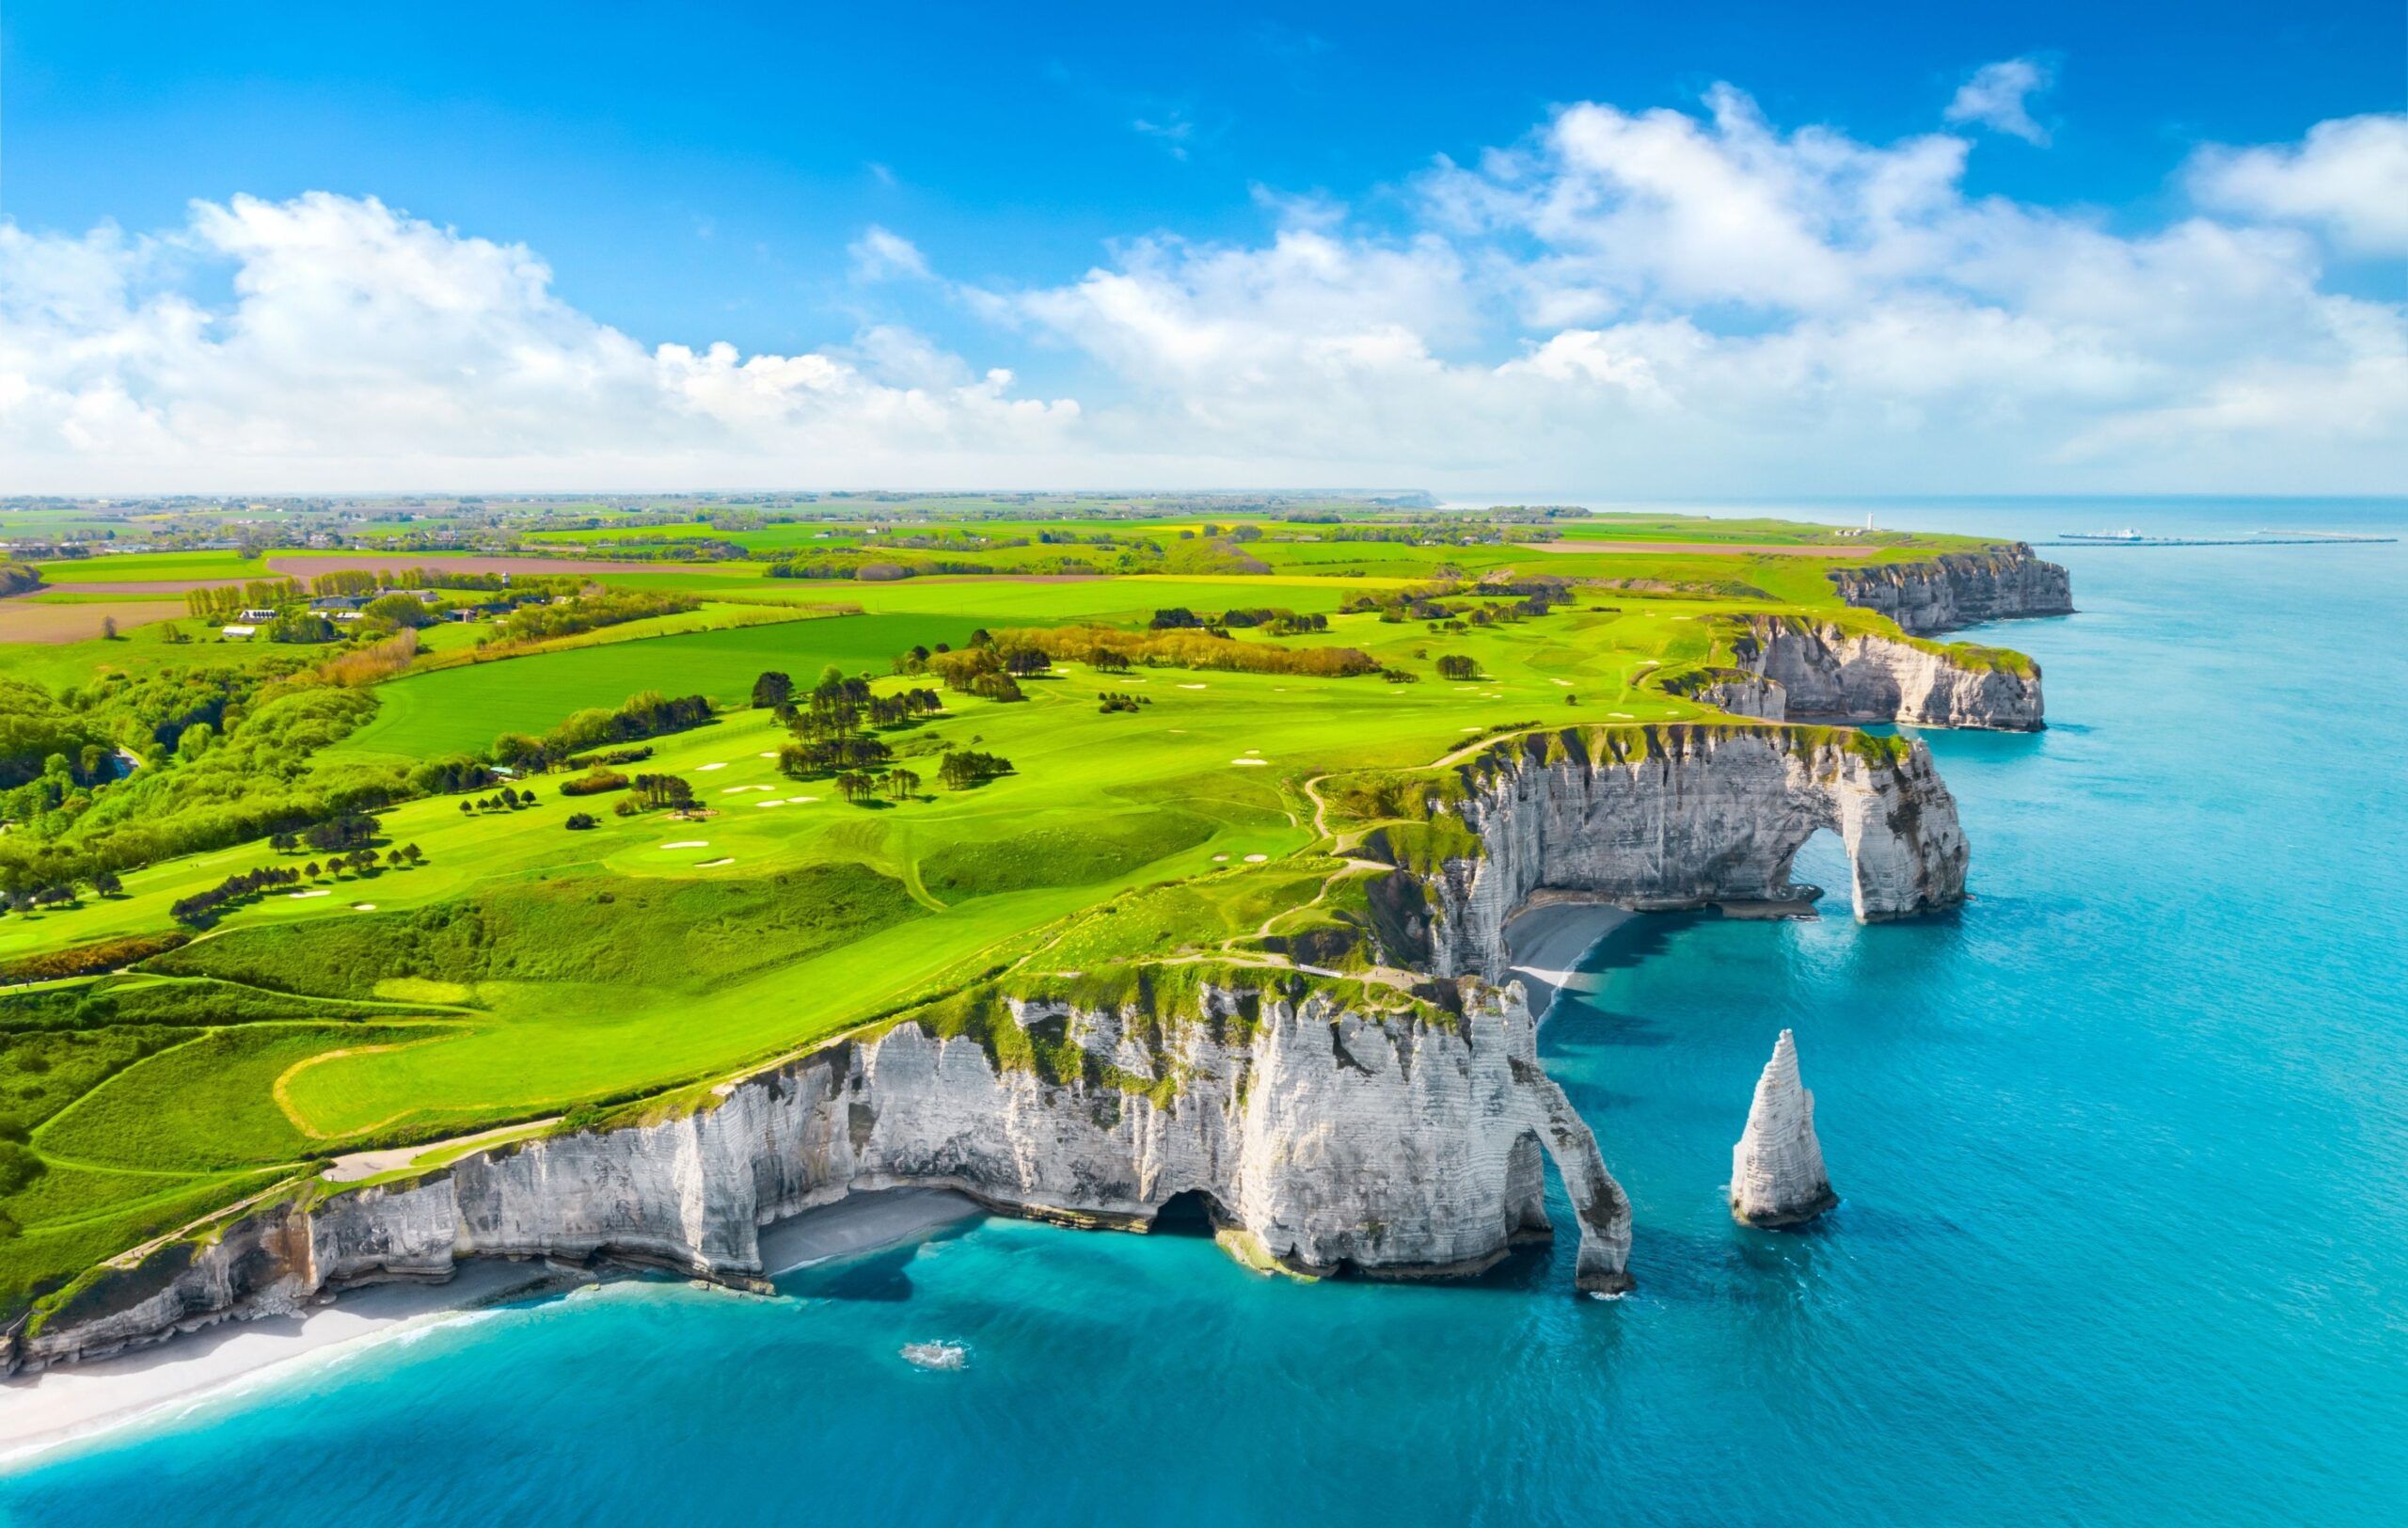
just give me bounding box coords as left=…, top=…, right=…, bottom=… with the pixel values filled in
left=0, top=500, right=2039, bottom=1318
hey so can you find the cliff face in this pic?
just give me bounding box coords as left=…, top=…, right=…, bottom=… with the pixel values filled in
left=1723, top=616, right=2044, bottom=731
left=1377, top=726, right=1968, bottom=984
left=11, top=983, right=1632, bottom=1372
left=1828, top=547, right=2073, bottom=635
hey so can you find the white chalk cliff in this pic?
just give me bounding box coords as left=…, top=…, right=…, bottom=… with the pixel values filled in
left=1376, top=725, right=1969, bottom=986
left=8, top=980, right=1633, bottom=1371
left=1729, top=1029, right=1837, bottom=1227
left=1826, top=547, right=2073, bottom=635
left=1716, top=615, right=2043, bottom=731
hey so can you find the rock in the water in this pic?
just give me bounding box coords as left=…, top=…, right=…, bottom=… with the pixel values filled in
left=1730, top=1029, right=1837, bottom=1227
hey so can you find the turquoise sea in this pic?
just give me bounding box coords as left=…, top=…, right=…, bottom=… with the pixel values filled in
left=6, top=501, right=2404, bottom=1524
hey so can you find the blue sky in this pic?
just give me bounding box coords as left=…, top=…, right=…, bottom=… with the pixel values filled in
left=1, top=2, right=2401, bottom=494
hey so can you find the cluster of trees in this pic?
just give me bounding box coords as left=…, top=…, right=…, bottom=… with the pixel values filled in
left=406, top=755, right=497, bottom=795
left=184, top=580, right=307, bottom=621
left=833, top=767, right=919, bottom=804
left=1434, top=654, right=1481, bottom=681
left=491, top=691, right=712, bottom=772
left=170, top=864, right=304, bottom=925
left=978, top=625, right=1378, bottom=679
left=780, top=735, right=892, bottom=777
left=905, top=645, right=1033, bottom=701
left=772, top=666, right=944, bottom=776
left=564, top=812, right=599, bottom=831
left=1149, top=606, right=1327, bottom=636
left=562, top=743, right=651, bottom=770
left=1098, top=691, right=1151, bottom=713
left=268, top=812, right=377, bottom=854
left=460, top=785, right=539, bottom=812
left=629, top=773, right=696, bottom=810
left=937, top=750, right=1013, bottom=790
left=491, top=588, right=697, bottom=644
left=307, top=845, right=417, bottom=878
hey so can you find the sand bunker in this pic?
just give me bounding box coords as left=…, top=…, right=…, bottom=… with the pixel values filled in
left=1552, top=678, right=1573, bottom=686
left=1244, top=853, right=1268, bottom=863
left=289, top=888, right=330, bottom=899
left=695, top=762, right=726, bottom=772
left=784, top=796, right=818, bottom=804
left=758, top=751, right=780, bottom=758
left=1230, top=758, right=1269, bottom=767
left=753, top=800, right=787, bottom=808
left=1212, top=853, right=1230, bottom=862
left=696, top=857, right=734, bottom=868
left=1177, top=683, right=1207, bottom=690
left=721, top=784, right=774, bottom=794
left=663, top=840, right=708, bottom=849
left=1609, top=711, right=1634, bottom=719
left=350, top=903, right=376, bottom=912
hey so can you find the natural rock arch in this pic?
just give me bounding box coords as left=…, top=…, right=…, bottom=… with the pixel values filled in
left=1378, top=726, right=1970, bottom=984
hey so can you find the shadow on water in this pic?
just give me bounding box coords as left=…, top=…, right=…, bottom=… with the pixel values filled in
left=773, top=1216, right=982, bottom=1303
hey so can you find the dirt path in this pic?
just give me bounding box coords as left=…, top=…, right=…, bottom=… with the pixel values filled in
left=320, top=1117, right=560, bottom=1183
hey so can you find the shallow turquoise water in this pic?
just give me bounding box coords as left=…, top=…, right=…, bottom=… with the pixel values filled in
left=7, top=505, right=2406, bottom=1524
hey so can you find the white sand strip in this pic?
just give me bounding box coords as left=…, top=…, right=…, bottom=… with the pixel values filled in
left=0, top=1259, right=558, bottom=1466
left=0, top=1192, right=982, bottom=1466
left=1501, top=899, right=1634, bottom=1019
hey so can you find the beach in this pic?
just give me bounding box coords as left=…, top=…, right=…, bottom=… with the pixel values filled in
left=1501, top=896, right=1631, bottom=1018
left=0, top=1188, right=982, bottom=1466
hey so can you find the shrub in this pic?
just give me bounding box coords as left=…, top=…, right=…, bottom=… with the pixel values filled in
left=560, top=769, right=629, bottom=797
left=564, top=812, right=599, bottom=831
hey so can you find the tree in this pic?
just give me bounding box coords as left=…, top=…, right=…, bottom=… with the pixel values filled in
left=306, top=862, right=323, bottom=879
left=883, top=767, right=921, bottom=800
left=1434, top=654, right=1479, bottom=682
left=404, top=844, right=424, bottom=865
left=88, top=868, right=122, bottom=897
left=565, top=812, right=598, bottom=830
left=100, top=615, right=119, bottom=641
left=459, top=800, right=473, bottom=815
left=752, top=671, right=794, bottom=708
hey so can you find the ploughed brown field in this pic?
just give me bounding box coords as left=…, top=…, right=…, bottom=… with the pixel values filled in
left=0, top=599, right=189, bottom=644
left=1526, top=540, right=1873, bottom=556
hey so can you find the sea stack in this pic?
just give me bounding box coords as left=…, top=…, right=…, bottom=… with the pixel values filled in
left=1730, top=1029, right=1838, bottom=1227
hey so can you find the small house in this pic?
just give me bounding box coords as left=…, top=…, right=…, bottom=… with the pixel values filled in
left=332, top=610, right=365, bottom=622
left=237, top=607, right=279, bottom=622
left=409, top=588, right=441, bottom=604
left=310, top=595, right=363, bottom=612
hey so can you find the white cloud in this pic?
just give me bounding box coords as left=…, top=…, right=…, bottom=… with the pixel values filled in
left=848, top=225, right=931, bottom=282
left=2188, top=114, right=2408, bottom=255
left=1132, top=113, right=1197, bottom=161
left=1944, top=57, right=2054, bottom=146
left=0, top=88, right=2402, bottom=496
